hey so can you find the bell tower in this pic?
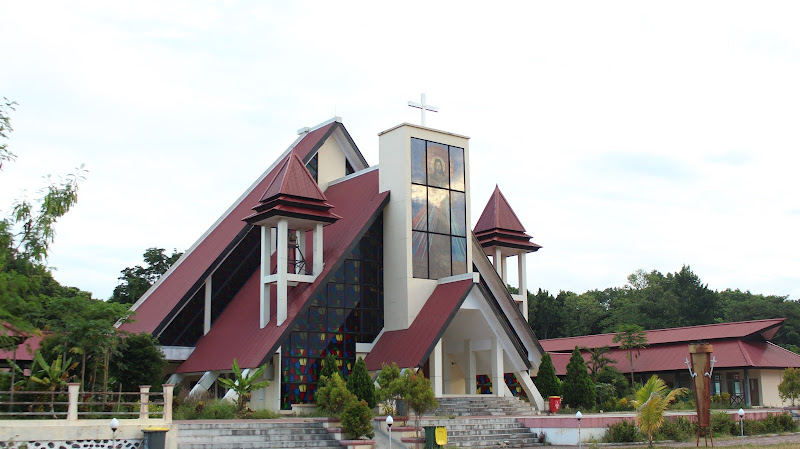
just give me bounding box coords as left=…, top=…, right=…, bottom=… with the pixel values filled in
left=244, top=153, right=340, bottom=327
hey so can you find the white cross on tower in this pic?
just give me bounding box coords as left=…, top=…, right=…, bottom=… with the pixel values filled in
left=408, top=93, right=438, bottom=127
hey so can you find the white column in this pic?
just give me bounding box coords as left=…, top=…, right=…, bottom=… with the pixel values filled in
left=260, top=226, right=270, bottom=328
left=465, top=340, right=476, bottom=395
left=491, top=337, right=504, bottom=397
left=431, top=339, right=443, bottom=397
left=277, top=218, right=289, bottom=325
left=313, top=223, right=324, bottom=275
left=518, top=253, right=528, bottom=321
left=190, top=371, right=220, bottom=396
left=204, top=276, right=212, bottom=335
left=442, top=339, right=451, bottom=395
left=501, top=255, right=507, bottom=285
left=493, top=247, right=502, bottom=278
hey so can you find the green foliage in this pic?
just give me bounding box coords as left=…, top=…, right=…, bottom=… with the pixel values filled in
left=404, top=370, right=438, bottom=437
left=29, top=351, right=77, bottom=391
left=612, top=324, right=648, bottom=387
left=317, top=353, right=340, bottom=392
left=0, top=98, right=17, bottom=171
left=216, top=358, right=270, bottom=412
left=375, top=362, right=403, bottom=413
left=597, top=365, right=630, bottom=398
left=341, top=399, right=375, bottom=439
left=347, top=356, right=376, bottom=409
left=710, top=411, right=734, bottom=435
left=174, top=398, right=236, bottom=420
left=582, top=345, right=615, bottom=381
left=562, top=347, right=595, bottom=409
left=316, top=372, right=356, bottom=416
left=632, top=375, right=690, bottom=447
left=110, top=332, right=167, bottom=391
left=109, top=247, right=182, bottom=304
left=603, top=420, right=641, bottom=443
left=534, top=353, right=560, bottom=398
left=779, top=367, right=800, bottom=406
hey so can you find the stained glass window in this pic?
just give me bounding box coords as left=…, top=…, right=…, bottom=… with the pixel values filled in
left=410, top=138, right=466, bottom=280
left=306, top=153, right=319, bottom=183
left=280, top=215, right=384, bottom=409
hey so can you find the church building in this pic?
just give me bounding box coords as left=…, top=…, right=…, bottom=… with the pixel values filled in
left=121, top=116, right=546, bottom=411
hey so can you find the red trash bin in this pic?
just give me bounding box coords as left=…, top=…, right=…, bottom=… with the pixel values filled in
left=548, top=396, right=562, bottom=414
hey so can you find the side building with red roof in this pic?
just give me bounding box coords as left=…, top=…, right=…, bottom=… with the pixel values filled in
left=120, top=117, right=547, bottom=411
left=540, top=318, right=800, bottom=408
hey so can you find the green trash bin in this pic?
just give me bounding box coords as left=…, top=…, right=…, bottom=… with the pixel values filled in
left=142, top=427, right=168, bottom=449
left=423, top=426, right=442, bottom=449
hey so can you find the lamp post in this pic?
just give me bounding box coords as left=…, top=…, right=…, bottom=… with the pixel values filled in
left=110, top=418, right=119, bottom=449
left=576, top=411, right=582, bottom=449
left=738, top=408, right=745, bottom=446
left=386, top=415, right=394, bottom=449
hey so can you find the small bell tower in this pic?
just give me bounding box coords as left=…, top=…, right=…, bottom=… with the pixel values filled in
left=244, top=153, right=340, bottom=328
left=474, top=186, right=541, bottom=318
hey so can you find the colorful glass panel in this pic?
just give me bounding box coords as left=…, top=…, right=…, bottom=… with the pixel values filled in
left=449, top=146, right=465, bottom=191
left=412, top=231, right=428, bottom=278
left=427, top=187, right=450, bottom=235
left=426, top=142, right=449, bottom=188
left=428, top=233, right=452, bottom=279
left=411, top=138, right=426, bottom=185
left=450, top=191, right=466, bottom=237
left=476, top=374, right=493, bottom=394
left=451, top=237, right=467, bottom=275
left=411, top=184, right=427, bottom=231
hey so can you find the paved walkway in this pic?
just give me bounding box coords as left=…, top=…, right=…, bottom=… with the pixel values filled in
left=537, top=432, right=800, bottom=448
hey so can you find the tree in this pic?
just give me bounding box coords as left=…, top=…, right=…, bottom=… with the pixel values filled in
left=581, top=346, right=616, bottom=381
left=404, top=370, right=438, bottom=437
left=347, top=356, right=376, bottom=409
left=110, top=332, right=167, bottom=392
left=109, top=248, right=182, bottom=304
left=29, top=350, right=78, bottom=416
left=534, top=353, right=560, bottom=398
left=779, top=367, right=800, bottom=406
left=632, top=375, right=689, bottom=447
left=375, top=362, right=403, bottom=416
left=217, top=358, right=270, bottom=412
left=612, top=324, right=648, bottom=387
left=0, top=98, right=17, bottom=171
left=562, top=347, right=595, bottom=409
left=597, top=365, right=630, bottom=398
left=316, top=372, right=356, bottom=416
left=341, top=399, right=375, bottom=439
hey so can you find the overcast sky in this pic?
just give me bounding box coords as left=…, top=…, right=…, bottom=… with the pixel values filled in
left=1, top=1, right=798, bottom=301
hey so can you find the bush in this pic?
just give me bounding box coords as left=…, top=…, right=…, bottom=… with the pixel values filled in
left=173, top=398, right=236, bottom=420
left=603, top=420, right=641, bottom=443
left=710, top=411, right=733, bottom=436
left=341, top=399, right=375, bottom=439
left=347, top=357, right=376, bottom=409
left=656, top=417, right=694, bottom=442
left=316, top=372, right=356, bottom=416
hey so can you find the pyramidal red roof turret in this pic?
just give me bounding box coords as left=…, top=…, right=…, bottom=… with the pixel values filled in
left=474, top=185, right=541, bottom=252
left=244, top=153, right=341, bottom=225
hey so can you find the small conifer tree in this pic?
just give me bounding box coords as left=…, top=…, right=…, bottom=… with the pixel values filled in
left=347, top=357, right=377, bottom=408
left=534, top=353, right=561, bottom=398
left=562, top=347, right=596, bottom=409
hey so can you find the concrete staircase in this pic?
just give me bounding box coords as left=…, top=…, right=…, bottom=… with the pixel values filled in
left=418, top=417, right=543, bottom=448
left=176, top=420, right=340, bottom=449
left=431, top=395, right=536, bottom=417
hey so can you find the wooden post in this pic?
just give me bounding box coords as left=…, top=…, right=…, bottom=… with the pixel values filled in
left=689, top=343, right=714, bottom=446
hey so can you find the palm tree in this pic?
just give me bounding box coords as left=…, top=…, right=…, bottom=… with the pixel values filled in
left=633, top=375, right=689, bottom=447
left=217, top=358, right=270, bottom=412
left=612, top=324, right=648, bottom=387
left=581, top=345, right=616, bottom=381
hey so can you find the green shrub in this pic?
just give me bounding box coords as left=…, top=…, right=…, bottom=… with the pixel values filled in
left=778, top=412, right=798, bottom=432
left=656, top=417, right=693, bottom=442
left=347, top=357, right=376, bottom=409
left=198, top=400, right=235, bottom=419
left=341, top=399, right=375, bottom=439
left=316, top=372, right=356, bottom=416
left=603, top=420, right=641, bottom=443
left=238, top=408, right=280, bottom=419
left=710, top=411, right=733, bottom=436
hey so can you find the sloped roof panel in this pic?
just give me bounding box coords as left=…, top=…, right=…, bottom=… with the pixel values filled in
left=540, top=319, right=787, bottom=353
left=473, top=186, right=528, bottom=234
left=364, top=279, right=474, bottom=371
left=176, top=169, right=389, bottom=372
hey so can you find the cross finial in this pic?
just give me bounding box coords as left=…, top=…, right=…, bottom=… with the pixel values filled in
left=408, top=93, right=438, bottom=127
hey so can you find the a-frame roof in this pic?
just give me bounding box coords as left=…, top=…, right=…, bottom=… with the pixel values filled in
left=121, top=119, right=363, bottom=335
left=259, top=153, right=327, bottom=202
left=177, top=168, right=389, bottom=372
left=474, top=186, right=541, bottom=252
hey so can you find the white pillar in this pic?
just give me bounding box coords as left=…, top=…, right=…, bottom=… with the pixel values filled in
left=431, top=339, right=443, bottom=397
left=204, top=276, right=212, bottom=335
left=442, top=339, right=451, bottom=395
left=501, top=255, right=507, bottom=285
left=260, top=226, right=270, bottom=328
left=493, top=247, right=502, bottom=278
left=465, top=339, right=476, bottom=395
left=190, top=371, right=220, bottom=396
left=491, top=337, right=504, bottom=397
left=518, top=253, right=528, bottom=320
left=277, top=218, right=289, bottom=325
left=313, top=223, right=324, bottom=275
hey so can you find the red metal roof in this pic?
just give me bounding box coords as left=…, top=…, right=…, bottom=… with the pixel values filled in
left=550, top=340, right=800, bottom=376
left=121, top=126, right=337, bottom=335
left=540, top=319, right=787, bottom=353
left=473, top=186, right=540, bottom=252
left=259, top=153, right=327, bottom=203
left=364, top=279, right=474, bottom=371
left=176, top=169, right=389, bottom=372
left=0, top=333, right=44, bottom=362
